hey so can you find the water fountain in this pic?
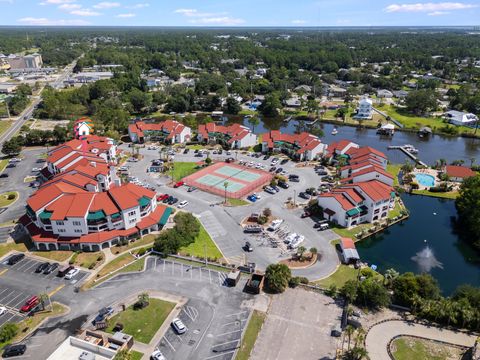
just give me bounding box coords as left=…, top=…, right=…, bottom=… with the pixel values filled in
left=411, top=246, right=443, bottom=272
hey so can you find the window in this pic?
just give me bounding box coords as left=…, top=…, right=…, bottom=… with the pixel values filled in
left=58, top=229, right=66, bottom=233
left=129, top=219, right=136, bottom=224
left=128, top=211, right=136, bottom=217
left=56, top=221, right=64, bottom=225
left=73, top=221, right=81, bottom=226
left=74, top=229, right=82, bottom=233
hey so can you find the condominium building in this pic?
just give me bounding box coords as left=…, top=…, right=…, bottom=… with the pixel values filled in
left=197, top=123, right=257, bottom=149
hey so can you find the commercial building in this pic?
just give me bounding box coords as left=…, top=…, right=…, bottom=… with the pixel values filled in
left=6, top=53, right=43, bottom=70
left=128, top=119, right=191, bottom=144
left=22, top=124, right=172, bottom=251
left=197, top=123, right=257, bottom=149
left=261, top=130, right=326, bottom=161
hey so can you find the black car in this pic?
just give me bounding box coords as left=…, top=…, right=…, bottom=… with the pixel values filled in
left=0, top=173, right=8, bottom=178
left=2, top=344, right=27, bottom=358
left=6, top=163, right=16, bottom=168
left=163, top=196, right=173, bottom=203
left=194, top=149, right=199, bottom=153
left=183, top=148, right=190, bottom=154
left=298, top=192, right=311, bottom=200
left=7, top=253, right=25, bottom=265
left=289, top=177, right=300, bottom=182
left=269, top=166, right=276, bottom=172
left=280, top=159, right=289, bottom=165
left=35, top=262, right=50, bottom=273
left=275, top=167, right=283, bottom=174
left=168, top=197, right=178, bottom=205
left=263, top=155, right=270, bottom=160
left=278, top=181, right=289, bottom=189
left=243, top=241, right=253, bottom=252
left=43, top=262, right=59, bottom=275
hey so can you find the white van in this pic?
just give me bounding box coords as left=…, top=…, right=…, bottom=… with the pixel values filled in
left=318, top=223, right=329, bottom=231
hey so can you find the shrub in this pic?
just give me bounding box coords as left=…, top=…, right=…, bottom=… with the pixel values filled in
left=88, top=263, right=95, bottom=270
left=7, top=194, right=15, bottom=200
left=288, top=277, right=300, bottom=288
left=137, top=248, right=146, bottom=256
left=265, top=263, right=292, bottom=293
left=0, top=323, right=18, bottom=343
left=257, top=216, right=268, bottom=225
left=325, top=284, right=338, bottom=297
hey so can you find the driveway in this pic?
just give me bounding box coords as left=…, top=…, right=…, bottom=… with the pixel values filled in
left=365, top=320, right=477, bottom=360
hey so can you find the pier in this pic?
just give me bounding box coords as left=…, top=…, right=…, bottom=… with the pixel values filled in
left=387, top=145, right=427, bottom=166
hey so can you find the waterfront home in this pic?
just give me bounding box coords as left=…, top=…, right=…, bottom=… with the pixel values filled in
left=444, top=110, right=479, bottom=127
left=443, top=165, right=476, bottom=182
left=353, top=97, right=373, bottom=120
left=128, top=119, right=192, bottom=144
left=318, top=180, right=395, bottom=228
left=198, top=123, right=257, bottom=149
left=329, top=85, right=347, bottom=98
left=261, top=130, right=326, bottom=161
left=339, top=237, right=360, bottom=264
left=393, top=90, right=409, bottom=99
left=377, top=89, right=393, bottom=98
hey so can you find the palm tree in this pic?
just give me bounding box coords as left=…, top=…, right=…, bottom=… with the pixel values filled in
left=39, top=293, right=50, bottom=311
left=309, top=247, right=318, bottom=260
left=344, top=325, right=355, bottom=351
left=384, top=268, right=399, bottom=287
left=297, top=246, right=307, bottom=260
left=248, top=116, right=260, bottom=133
left=223, top=181, right=229, bottom=204
left=138, top=292, right=149, bottom=306
left=470, top=157, right=476, bottom=168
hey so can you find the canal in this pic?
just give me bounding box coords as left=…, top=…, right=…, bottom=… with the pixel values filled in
left=225, top=116, right=480, bottom=165
left=356, top=195, right=480, bottom=295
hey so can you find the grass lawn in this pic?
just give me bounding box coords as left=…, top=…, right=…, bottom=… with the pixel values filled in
left=33, top=250, right=73, bottom=262
left=376, top=104, right=445, bottom=130
left=23, top=176, right=37, bottom=183
left=235, top=310, right=266, bottom=360
left=0, top=192, right=18, bottom=207
left=227, top=198, right=249, bottom=206
left=387, top=163, right=402, bottom=186
left=391, top=336, right=465, bottom=360
left=388, top=200, right=404, bottom=219
left=412, top=189, right=459, bottom=199
left=106, top=298, right=176, bottom=344
left=0, top=120, right=13, bottom=137
left=0, top=159, right=8, bottom=173
left=130, top=350, right=144, bottom=360
left=74, top=252, right=105, bottom=269
left=0, top=242, right=28, bottom=259
left=179, top=223, right=223, bottom=260
left=166, top=256, right=231, bottom=273
left=315, top=265, right=359, bottom=288
left=171, top=162, right=199, bottom=181
left=186, top=144, right=205, bottom=150
left=120, top=256, right=146, bottom=273
left=110, top=234, right=156, bottom=255
left=332, top=223, right=371, bottom=240
left=97, top=253, right=136, bottom=278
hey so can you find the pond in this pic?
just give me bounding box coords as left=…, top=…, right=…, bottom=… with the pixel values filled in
left=356, top=194, right=480, bottom=295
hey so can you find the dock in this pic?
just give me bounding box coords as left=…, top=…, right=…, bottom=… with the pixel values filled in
left=387, top=145, right=427, bottom=166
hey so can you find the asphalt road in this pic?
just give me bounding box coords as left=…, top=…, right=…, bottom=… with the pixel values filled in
left=120, top=144, right=340, bottom=280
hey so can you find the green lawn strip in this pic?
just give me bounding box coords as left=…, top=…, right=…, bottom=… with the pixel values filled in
left=411, top=189, right=459, bottom=199
left=23, top=176, right=36, bottom=183
left=386, top=163, right=402, bottom=186
left=332, top=223, right=371, bottom=239
left=119, top=256, right=146, bottom=273
left=391, top=336, right=457, bottom=360
left=0, top=192, right=18, bottom=207
left=0, top=120, right=13, bottom=137
left=33, top=250, right=73, bottom=262
left=130, top=350, right=144, bottom=360
left=74, top=252, right=105, bottom=269
left=0, top=159, right=8, bottom=173
left=110, top=234, right=156, bottom=255
left=0, top=242, right=28, bottom=259
left=166, top=256, right=231, bottom=273
left=97, top=252, right=136, bottom=278
left=376, top=104, right=445, bottom=130
left=235, top=310, right=266, bottom=360
left=105, top=298, right=176, bottom=344
left=179, top=223, right=223, bottom=260
left=314, top=265, right=359, bottom=288
left=172, top=162, right=199, bottom=181
left=186, top=144, right=205, bottom=150
left=227, top=198, right=249, bottom=206
left=388, top=200, right=403, bottom=219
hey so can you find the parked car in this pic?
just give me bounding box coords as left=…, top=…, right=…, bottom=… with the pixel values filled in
left=7, top=253, right=24, bottom=265
left=271, top=185, right=280, bottom=192
left=35, top=262, right=50, bottom=273
left=306, top=188, right=318, bottom=196
left=6, top=163, right=16, bottom=168
left=271, top=158, right=279, bottom=165
left=0, top=173, right=8, bottom=178
left=171, top=318, right=187, bottom=334
left=65, top=268, right=80, bottom=280
left=269, top=166, right=276, bottom=172
left=263, top=155, right=270, bottom=160
left=187, top=186, right=196, bottom=192
left=163, top=196, right=172, bottom=204
left=57, top=264, right=73, bottom=277
left=174, top=181, right=184, bottom=188
left=2, top=344, right=27, bottom=358
left=177, top=200, right=189, bottom=208
left=244, top=225, right=263, bottom=233
left=298, top=192, right=311, bottom=200
left=275, top=167, right=283, bottom=174
left=94, top=306, right=114, bottom=324
left=20, top=296, right=39, bottom=312
left=278, top=181, right=289, bottom=189
left=0, top=306, right=7, bottom=316
left=263, top=186, right=276, bottom=194
left=247, top=194, right=258, bottom=202
left=43, top=262, right=59, bottom=274
left=151, top=349, right=166, bottom=360
left=280, top=158, right=289, bottom=165
left=243, top=241, right=253, bottom=252
left=168, top=197, right=178, bottom=205
left=289, top=176, right=300, bottom=182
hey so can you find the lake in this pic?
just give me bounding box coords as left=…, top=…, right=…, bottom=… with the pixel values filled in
left=356, top=194, right=480, bottom=295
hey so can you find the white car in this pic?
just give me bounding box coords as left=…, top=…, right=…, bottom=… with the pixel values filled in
left=65, top=268, right=79, bottom=280
left=177, top=200, right=189, bottom=208
left=150, top=349, right=166, bottom=360
left=171, top=318, right=187, bottom=334
left=31, top=167, right=42, bottom=172
left=0, top=306, right=7, bottom=316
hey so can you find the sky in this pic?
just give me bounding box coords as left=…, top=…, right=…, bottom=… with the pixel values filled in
left=0, top=0, right=479, bottom=27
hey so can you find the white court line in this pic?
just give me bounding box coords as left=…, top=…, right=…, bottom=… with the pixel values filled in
left=204, top=350, right=235, bottom=360
left=163, top=337, right=176, bottom=352
left=216, top=329, right=242, bottom=337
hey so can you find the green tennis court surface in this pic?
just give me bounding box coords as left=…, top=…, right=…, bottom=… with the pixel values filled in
left=195, top=174, right=226, bottom=186
left=214, top=165, right=242, bottom=177
left=213, top=181, right=245, bottom=192
left=231, top=171, right=261, bottom=182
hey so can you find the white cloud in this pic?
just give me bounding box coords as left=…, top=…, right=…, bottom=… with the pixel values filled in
left=428, top=10, right=450, bottom=15
left=189, top=16, right=245, bottom=25
left=126, top=2, right=149, bottom=9
left=93, top=2, right=120, bottom=9
left=385, top=2, right=477, bottom=13
left=18, top=17, right=89, bottom=25
left=336, top=19, right=352, bottom=24
left=291, top=19, right=307, bottom=24
left=70, top=9, right=101, bottom=16
left=58, top=3, right=81, bottom=10
left=39, top=0, right=76, bottom=4
left=174, top=8, right=224, bottom=17
left=116, top=13, right=135, bottom=18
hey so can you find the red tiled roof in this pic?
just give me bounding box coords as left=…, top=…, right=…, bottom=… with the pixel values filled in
left=445, top=165, right=476, bottom=178
left=340, top=165, right=393, bottom=184
left=318, top=192, right=356, bottom=211
left=349, top=146, right=386, bottom=160
left=130, top=120, right=187, bottom=138
left=90, top=193, right=119, bottom=215
left=262, top=130, right=322, bottom=154
left=344, top=180, right=392, bottom=202
left=136, top=205, right=168, bottom=230
left=109, top=183, right=155, bottom=211
left=340, top=237, right=356, bottom=250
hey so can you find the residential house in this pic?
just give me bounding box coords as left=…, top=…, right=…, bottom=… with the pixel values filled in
left=329, top=85, right=347, bottom=98
left=128, top=120, right=191, bottom=144
left=377, top=89, right=393, bottom=98
left=353, top=97, right=373, bottom=120
left=198, top=123, right=257, bottom=149
left=444, top=110, right=479, bottom=127
left=262, top=130, right=326, bottom=161
left=444, top=165, right=476, bottom=182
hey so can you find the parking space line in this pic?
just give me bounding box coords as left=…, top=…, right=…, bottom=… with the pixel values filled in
left=24, top=262, right=39, bottom=273
left=216, top=329, right=242, bottom=337
left=0, top=288, right=9, bottom=299
left=221, top=319, right=248, bottom=327
left=5, top=293, right=24, bottom=307
left=16, top=259, right=34, bottom=271
left=0, top=268, right=8, bottom=276
left=212, top=339, right=240, bottom=348
left=204, top=350, right=235, bottom=359
left=163, top=337, right=176, bottom=352
left=225, top=311, right=248, bottom=318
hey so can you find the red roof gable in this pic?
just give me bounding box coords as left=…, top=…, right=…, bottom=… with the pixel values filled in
left=445, top=165, right=476, bottom=178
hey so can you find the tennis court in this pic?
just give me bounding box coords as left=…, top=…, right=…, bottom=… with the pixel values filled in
left=182, top=162, right=273, bottom=199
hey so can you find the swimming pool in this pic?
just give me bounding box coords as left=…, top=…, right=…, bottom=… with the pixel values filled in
left=415, top=173, right=435, bottom=187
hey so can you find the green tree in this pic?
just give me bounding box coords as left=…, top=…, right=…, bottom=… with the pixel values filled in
left=357, top=278, right=391, bottom=309
left=128, top=88, right=151, bottom=113
left=341, top=280, right=358, bottom=303
left=0, top=323, right=18, bottom=343
left=113, top=349, right=132, bottom=360
left=2, top=138, right=22, bottom=156
left=248, top=116, right=260, bottom=133
left=405, top=89, right=437, bottom=115
left=224, top=97, right=241, bottom=115
left=264, top=263, right=291, bottom=293
left=455, top=175, right=480, bottom=251
left=258, top=94, right=282, bottom=117
left=297, top=246, right=306, bottom=260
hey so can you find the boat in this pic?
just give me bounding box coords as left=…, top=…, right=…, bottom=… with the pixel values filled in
left=376, top=123, right=395, bottom=136
left=331, top=127, right=338, bottom=135
left=283, top=115, right=293, bottom=123
left=403, top=144, right=419, bottom=154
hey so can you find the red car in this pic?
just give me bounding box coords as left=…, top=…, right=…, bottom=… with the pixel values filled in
left=174, top=181, right=184, bottom=188
left=157, top=194, right=169, bottom=202
left=20, top=295, right=39, bottom=312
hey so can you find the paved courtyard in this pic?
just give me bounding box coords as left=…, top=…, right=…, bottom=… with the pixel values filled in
left=250, top=288, right=343, bottom=360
